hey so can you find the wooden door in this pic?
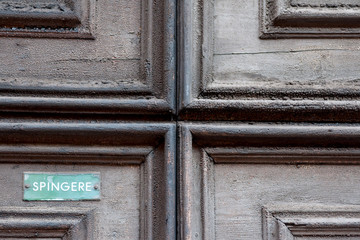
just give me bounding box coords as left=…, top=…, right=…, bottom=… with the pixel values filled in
left=0, top=0, right=176, bottom=239
left=2, top=0, right=360, bottom=239
left=179, top=0, right=360, bottom=239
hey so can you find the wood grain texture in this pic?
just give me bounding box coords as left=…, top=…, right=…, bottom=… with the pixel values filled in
left=178, top=0, right=360, bottom=121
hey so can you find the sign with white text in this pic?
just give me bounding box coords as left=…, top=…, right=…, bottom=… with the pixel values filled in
left=23, top=172, right=101, bottom=201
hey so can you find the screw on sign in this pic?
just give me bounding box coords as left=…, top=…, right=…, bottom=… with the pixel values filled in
left=23, top=172, right=101, bottom=201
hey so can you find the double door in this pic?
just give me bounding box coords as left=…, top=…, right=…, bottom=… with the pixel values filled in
left=0, top=0, right=360, bottom=239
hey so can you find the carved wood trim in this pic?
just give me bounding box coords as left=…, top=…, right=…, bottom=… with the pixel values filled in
left=179, top=125, right=216, bottom=240
left=179, top=123, right=360, bottom=240
left=260, top=0, right=360, bottom=38
left=0, top=1, right=80, bottom=28
left=0, top=0, right=176, bottom=115
left=0, top=207, right=94, bottom=239
left=263, top=204, right=360, bottom=240
left=290, top=2, right=360, bottom=8
left=0, top=145, right=151, bottom=164
left=0, top=0, right=92, bottom=39
left=207, top=147, right=360, bottom=164
left=178, top=0, right=360, bottom=121
left=0, top=121, right=176, bottom=239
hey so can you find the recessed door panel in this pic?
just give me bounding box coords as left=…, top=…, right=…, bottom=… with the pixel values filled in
left=216, top=165, right=360, bottom=240
left=0, top=164, right=139, bottom=239
left=0, top=121, right=176, bottom=239
left=179, top=0, right=360, bottom=121
left=0, top=0, right=175, bottom=115
left=179, top=123, right=360, bottom=240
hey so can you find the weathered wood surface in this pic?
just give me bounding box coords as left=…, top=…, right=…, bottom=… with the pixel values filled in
left=178, top=0, right=360, bottom=121
left=0, top=0, right=176, bottom=115
left=0, top=120, right=176, bottom=239
left=0, top=0, right=140, bottom=85
left=179, top=123, right=360, bottom=240
left=216, top=164, right=360, bottom=240
left=0, top=164, right=139, bottom=239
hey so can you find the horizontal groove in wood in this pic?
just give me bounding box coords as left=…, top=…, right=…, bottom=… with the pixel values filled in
left=184, top=123, right=360, bottom=164
left=207, top=147, right=360, bottom=164
left=0, top=97, right=171, bottom=114
left=0, top=11, right=81, bottom=28
left=0, top=145, right=151, bottom=165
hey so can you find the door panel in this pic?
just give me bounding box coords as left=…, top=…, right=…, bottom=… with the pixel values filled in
left=179, top=123, right=360, bottom=240
left=216, top=165, right=360, bottom=240
left=0, top=121, right=176, bottom=239
left=0, top=164, right=139, bottom=239
left=2, top=0, right=360, bottom=239
left=179, top=0, right=360, bottom=121
left=0, top=0, right=175, bottom=114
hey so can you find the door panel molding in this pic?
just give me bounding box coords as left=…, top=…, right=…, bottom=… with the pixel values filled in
left=263, top=204, right=360, bottom=239
left=0, top=0, right=176, bottom=115
left=0, top=207, right=94, bottom=239
left=260, top=0, right=360, bottom=38
left=179, top=123, right=360, bottom=239
left=0, top=0, right=92, bottom=39
left=207, top=147, right=360, bottom=164
left=178, top=0, right=360, bottom=121
left=0, top=145, right=151, bottom=164
left=0, top=121, right=176, bottom=239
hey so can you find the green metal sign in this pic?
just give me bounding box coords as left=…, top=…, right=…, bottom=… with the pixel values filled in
left=23, top=172, right=101, bottom=201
